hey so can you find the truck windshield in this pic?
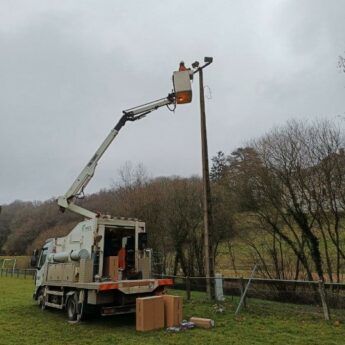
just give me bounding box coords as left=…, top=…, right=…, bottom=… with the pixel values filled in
left=37, top=248, right=48, bottom=269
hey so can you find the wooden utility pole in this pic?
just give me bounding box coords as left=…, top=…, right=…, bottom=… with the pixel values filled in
left=193, top=57, right=215, bottom=299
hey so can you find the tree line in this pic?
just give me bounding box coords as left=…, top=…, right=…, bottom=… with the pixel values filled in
left=1, top=119, right=345, bottom=282
left=211, top=119, right=345, bottom=283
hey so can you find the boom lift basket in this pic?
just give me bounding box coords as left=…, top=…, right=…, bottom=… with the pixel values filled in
left=173, top=71, right=192, bottom=104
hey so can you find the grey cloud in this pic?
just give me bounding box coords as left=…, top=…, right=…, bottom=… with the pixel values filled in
left=1, top=0, right=345, bottom=204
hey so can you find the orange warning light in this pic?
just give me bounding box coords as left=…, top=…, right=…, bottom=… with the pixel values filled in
left=176, top=91, right=192, bottom=104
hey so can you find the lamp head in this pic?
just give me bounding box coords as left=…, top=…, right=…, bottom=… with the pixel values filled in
left=192, top=61, right=200, bottom=69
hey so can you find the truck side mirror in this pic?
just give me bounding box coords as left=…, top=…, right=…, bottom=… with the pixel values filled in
left=30, top=249, right=38, bottom=268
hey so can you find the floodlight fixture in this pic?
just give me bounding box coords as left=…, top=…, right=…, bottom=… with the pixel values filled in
left=204, top=56, right=213, bottom=63
left=192, top=61, right=200, bottom=69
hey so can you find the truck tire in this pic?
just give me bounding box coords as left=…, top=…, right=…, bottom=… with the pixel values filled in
left=66, top=294, right=78, bottom=321
left=37, top=289, right=46, bottom=310
left=78, top=291, right=87, bottom=321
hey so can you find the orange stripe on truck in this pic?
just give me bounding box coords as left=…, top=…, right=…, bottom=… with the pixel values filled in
left=98, top=279, right=173, bottom=291
left=99, top=283, right=119, bottom=291
left=158, top=278, right=174, bottom=286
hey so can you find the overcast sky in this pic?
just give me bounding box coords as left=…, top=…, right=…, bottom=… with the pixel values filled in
left=1, top=0, right=344, bottom=204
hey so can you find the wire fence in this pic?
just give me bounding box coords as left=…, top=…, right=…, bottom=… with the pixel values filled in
left=2, top=268, right=344, bottom=316
left=0, top=268, right=36, bottom=279
left=156, top=274, right=345, bottom=310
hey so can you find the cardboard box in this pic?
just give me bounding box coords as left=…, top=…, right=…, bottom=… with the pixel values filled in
left=136, top=296, right=164, bottom=331
left=104, top=256, right=118, bottom=281
left=163, top=295, right=183, bottom=327
left=190, top=317, right=215, bottom=329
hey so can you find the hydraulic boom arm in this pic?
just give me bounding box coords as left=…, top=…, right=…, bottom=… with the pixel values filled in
left=57, top=67, right=193, bottom=219
left=57, top=93, right=176, bottom=219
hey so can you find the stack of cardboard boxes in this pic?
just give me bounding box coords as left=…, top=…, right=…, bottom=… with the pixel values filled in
left=136, top=295, right=183, bottom=331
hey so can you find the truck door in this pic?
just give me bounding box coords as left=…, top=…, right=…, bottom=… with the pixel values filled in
left=34, top=244, right=51, bottom=296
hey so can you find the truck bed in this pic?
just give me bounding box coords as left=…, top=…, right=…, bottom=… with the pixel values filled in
left=44, top=278, right=173, bottom=294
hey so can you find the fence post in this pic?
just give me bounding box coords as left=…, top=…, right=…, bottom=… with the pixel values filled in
left=239, top=277, right=247, bottom=308
left=235, top=264, right=258, bottom=315
left=215, top=273, right=225, bottom=301
left=318, top=280, right=330, bottom=321
left=186, top=276, right=191, bottom=300
left=24, top=269, right=27, bottom=279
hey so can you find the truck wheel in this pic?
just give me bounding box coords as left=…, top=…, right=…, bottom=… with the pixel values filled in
left=37, top=289, right=46, bottom=310
left=78, top=291, right=87, bottom=321
left=66, top=294, right=78, bottom=321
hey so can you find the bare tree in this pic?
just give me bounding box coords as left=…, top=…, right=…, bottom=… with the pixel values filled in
left=250, top=120, right=345, bottom=282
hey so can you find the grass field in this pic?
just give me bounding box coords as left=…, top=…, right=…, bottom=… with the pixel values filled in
left=1, top=278, right=345, bottom=345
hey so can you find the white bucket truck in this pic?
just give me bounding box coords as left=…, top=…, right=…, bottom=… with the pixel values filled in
left=31, top=66, right=193, bottom=320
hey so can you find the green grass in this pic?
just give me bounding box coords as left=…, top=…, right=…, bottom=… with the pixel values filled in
left=1, top=278, right=345, bottom=345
